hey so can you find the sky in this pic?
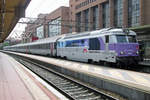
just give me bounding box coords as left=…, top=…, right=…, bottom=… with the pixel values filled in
left=8, top=0, right=69, bottom=39
left=26, top=0, right=69, bottom=18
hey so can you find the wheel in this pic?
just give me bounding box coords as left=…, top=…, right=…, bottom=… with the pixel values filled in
left=117, top=62, right=122, bottom=68
left=88, top=59, right=93, bottom=64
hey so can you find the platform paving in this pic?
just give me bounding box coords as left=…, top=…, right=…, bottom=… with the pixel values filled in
left=0, top=52, right=62, bottom=100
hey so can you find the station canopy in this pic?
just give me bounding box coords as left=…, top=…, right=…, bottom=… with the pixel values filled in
left=130, top=25, right=150, bottom=34
left=0, top=0, right=31, bottom=43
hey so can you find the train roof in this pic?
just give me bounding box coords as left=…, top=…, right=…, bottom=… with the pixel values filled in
left=58, top=28, right=136, bottom=41
left=6, top=35, right=64, bottom=48
left=30, top=35, right=63, bottom=45
left=4, top=28, right=137, bottom=48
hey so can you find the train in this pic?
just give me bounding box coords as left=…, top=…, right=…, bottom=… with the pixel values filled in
left=4, top=28, right=140, bottom=66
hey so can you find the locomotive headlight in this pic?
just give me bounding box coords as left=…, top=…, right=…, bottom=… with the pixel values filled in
left=120, top=51, right=124, bottom=55
left=136, top=51, right=139, bottom=54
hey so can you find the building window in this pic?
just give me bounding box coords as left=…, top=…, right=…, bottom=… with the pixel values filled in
left=93, top=6, right=99, bottom=30
left=114, top=0, right=123, bottom=27
left=75, top=0, right=97, bottom=9
left=128, top=0, right=140, bottom=27
left=102, top=2, right=110, bottom=28
left=36, top=25, right=44, bottom=39
left=48, top=17, right=61, bottom=37
left=76, top=12, right=81, bottom=32
left=84, top=9, right=89, bottom=31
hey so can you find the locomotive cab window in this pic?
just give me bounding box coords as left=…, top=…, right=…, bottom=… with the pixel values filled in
left=127, top=35, right=137, bottom=43
left=116, top=35, right=127, bottom=43
left=89, top=38, right=100, bottom=50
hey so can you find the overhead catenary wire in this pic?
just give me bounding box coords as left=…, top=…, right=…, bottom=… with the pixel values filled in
left=11, top=16, right=100, bottom=41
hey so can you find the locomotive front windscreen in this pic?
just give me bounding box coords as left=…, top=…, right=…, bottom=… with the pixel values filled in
left=127, top=36, right=137, bottom=43
left=116, top=35, right=137, bottom=43
left=116, top=35, right=127, bottom=43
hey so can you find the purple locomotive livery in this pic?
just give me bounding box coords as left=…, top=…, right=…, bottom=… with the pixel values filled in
left=57, top=28, right=140, bottom=66
left=109, top=38, right=139, bottom=65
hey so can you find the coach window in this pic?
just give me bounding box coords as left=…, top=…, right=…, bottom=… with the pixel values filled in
left=42, top=44, right=44, bottom=49
left=47, top=43, right=49, bottom=48
left=106, top=35, right=109, bottom=43
left=72, top=40, right=79, bottom=47
left=45, top=44, right=47, bottom=49
left=57, top=42, right=59, bottom=48
left=44, top=44, right=46, bottom=49
left=40, top=44, right=42, bottom=49
left=81, top=39, right=85, bottom=46
left=47, top=43, right=49, bottom=49
left=89, top=38, right=100, bottom=50
left=66, top=41, right=72, bottom=47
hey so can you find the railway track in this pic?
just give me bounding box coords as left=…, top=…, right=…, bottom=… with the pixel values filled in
left=14, top=56, right=118, bottom=100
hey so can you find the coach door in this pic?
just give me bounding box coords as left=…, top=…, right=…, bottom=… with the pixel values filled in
left=50, top=43, right=53, bottom=56
left=105, top=35, right=109, bottom=51
left=88, top=38, right=101, bottom=61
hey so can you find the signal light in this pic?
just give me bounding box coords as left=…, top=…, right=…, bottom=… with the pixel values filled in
left=136, top=45, right=139, bottom=50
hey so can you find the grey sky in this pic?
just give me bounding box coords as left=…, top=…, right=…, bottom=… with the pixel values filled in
left=26, top=0, right=69, bottom=17
left=9, top=0, right=69, bottom=39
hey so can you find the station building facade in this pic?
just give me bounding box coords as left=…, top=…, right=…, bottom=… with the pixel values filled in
left=69, top=0, right=150, bottom=58
left=24, top=0, right=150, bottom=57
left=24, top=6, right=70, bottom=42
left=25, top=0, right=150, bottom=42
left=69, top=0, right=150, bottom=32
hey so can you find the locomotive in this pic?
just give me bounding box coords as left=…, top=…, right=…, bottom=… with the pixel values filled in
left=4, top=28, right=140, bottom=66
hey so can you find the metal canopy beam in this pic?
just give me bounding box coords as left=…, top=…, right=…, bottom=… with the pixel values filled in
left=130, top=25, right=150, bottom=32
left=0, top=0, right=31, bottom=43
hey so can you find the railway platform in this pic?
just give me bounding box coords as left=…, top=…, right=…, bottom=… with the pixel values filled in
left=0, top=52, right=68, bottom=100
left=2, top=51, right=150, bottom=100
